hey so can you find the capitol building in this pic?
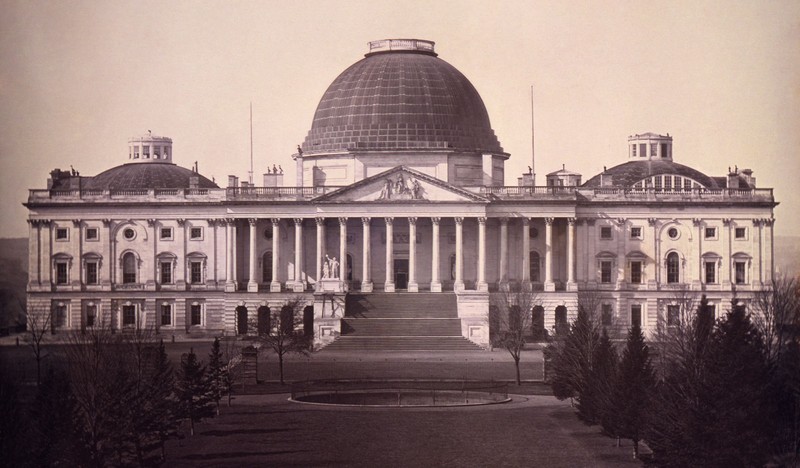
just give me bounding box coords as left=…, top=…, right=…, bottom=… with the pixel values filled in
left=25, top=39, right=776, bottom=349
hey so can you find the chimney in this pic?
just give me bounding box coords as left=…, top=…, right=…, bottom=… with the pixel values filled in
left=740, top=169, right=755, bottom=187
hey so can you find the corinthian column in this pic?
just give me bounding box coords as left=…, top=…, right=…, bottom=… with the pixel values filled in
left=430, top=217, right=442, bottom=292
left=384, top=217, right=395, bottom=292
left=315, top=217, right=325, bottom=290
left=477, top=217, right=487, bottom=292
left=408, top=217, right=419, bottom=292
left=361, top=217, right=372, bottom=292
left=499, top=218, right=508, bottom=289
left=270, top=218, right=281, bottom=292
left=293, top=218, right=304, bottom=292
left=567, top=217, right=577, bottom=291
left=247, top=219, right=259, bottom=292
left=454, top=217, right=464, bottom=292
left=544, top=217, right=555, bottom=292
left=338, top=217, right=348, bottom=285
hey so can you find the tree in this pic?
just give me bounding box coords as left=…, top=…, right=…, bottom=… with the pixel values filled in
left=591, top=328, right=619, bottom=436
left=207, top=337, right=228, bottom=415
left=252, top=297, right=312, bottom=385
left=606, top=323, right=655, bottom=459
left=489, top=282, right=538, bottom=385
left=23, top=304, right=52, bottom=386
left=176, top=348, right=214, bottom=436
left=221, top=338, right=242, bottom=406
left=753, top=275, right=800, bottom=364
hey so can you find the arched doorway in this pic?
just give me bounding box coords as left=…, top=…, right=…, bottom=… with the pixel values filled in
left=555, top=305, right=568, bottom=336
left=303, top=306, right=314, bottom=337
left=280, top=305, right=294, bottom=335
left=531, top=306, right=545, bottom=341
left=235, top=306, right=248, bottom=335
left=257, top=306, right=270, bottom=335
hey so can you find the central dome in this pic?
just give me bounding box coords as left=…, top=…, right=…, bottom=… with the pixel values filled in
left=302, top=39, right=504, bottom=155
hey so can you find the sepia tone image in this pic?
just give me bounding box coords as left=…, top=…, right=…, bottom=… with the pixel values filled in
left=1, top=1, right=799, bottom=467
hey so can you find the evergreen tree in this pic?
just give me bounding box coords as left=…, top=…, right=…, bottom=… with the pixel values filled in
left=207, top=337, right=228, bottom=415
left=607, top=323, right=655, bottom=459
left=138, top=340, right=179, bottom=464
left=591, top=329, right=619, bottom=436
left=176, top=348, right=214, bottom=436
left=27, top=368, right=83, bottom=466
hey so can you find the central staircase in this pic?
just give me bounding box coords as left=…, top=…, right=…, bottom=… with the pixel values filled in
left=321, top=293, right=483, bottom=352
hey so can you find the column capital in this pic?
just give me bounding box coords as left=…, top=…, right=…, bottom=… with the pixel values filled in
left=293, top=218, right=303, bottom=226
left=647, top=217, right=659, bottom=227
left=270, top=218, right=280, bottom=226
left=338, top=217, right=348, bottom=226
left=385, top=217, right=394, bottom=226
left=692, top=218, right=703, bottom=227
left=477, top=217, right=487, bottom=225
left=430, top=217, right=441, bottom=225
left=361, top=217, right=371, bottom=225
left=522, top=217, right=530, bottom=226
left=585, top=218, right=596, bottom=226
left=206, top=218, right=220, bottom=226
left=249, top=218, right=258, bottom=226
left=408, top=217, right=418, bottom=225
left=454, top=217, right=464, bottom=225
left=722, top=218, right=732, bottom=226
left=615, top=217, right=626, bottom=226
left=499, top=217, right=509, bottom=225
left=177, top=218, right=186, bottom=226
left=315, top=217, right=325, bottom=226
left=763, top=218, right=775, bottom=227
left=544, top=217, right=554, bottom=225
left=72, top=219, right=83, bottom=227
left=225, top=218, right=236, bottom=226
left=566, top=217, right=576, bottom=226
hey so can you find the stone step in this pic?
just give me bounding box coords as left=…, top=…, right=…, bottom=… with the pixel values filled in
left=323, top=336, right=483, bottom=352
left=341, top=318, right=462, bottom=336
left=345, top=293, right=458, bottom=318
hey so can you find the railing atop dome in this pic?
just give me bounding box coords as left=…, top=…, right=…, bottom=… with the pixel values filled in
left=225, top=186, right=345, bottom=200
left=468, top=186, right=774, bottom=202
left=368, top=39, right=436, bottom=55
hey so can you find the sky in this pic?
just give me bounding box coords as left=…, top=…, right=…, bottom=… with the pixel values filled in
left=1, top=0, right=798, bottom=239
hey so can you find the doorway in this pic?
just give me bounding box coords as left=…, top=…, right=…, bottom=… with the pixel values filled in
left=236, top=306, right=248, bottom=335
left=394, top=259, right=409, bottom=290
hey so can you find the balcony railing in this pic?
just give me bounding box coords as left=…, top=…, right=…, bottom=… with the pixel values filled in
left=27, top=185, right=774, bottom=204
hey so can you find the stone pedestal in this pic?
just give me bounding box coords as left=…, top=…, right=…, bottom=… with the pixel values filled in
left=313, top=290, right=346, bottom=348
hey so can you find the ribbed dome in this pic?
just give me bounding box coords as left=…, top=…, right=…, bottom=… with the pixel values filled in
left=82, top=162, right=218, bottom=190
left=582, top=160, right=719, bottom=189
left=302, top=40, right=504, bottom=155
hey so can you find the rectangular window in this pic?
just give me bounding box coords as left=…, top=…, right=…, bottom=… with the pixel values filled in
left=654, top=176, right=662, bottom=190
left=160, top=227, right=173, bottom=240
left=601, top=304, right=613, bottom=326
left=705, top=261, right=717, bottom=283
left=704, top=227, right=717, bottom=239
left=56, top=262, right=68, bottom=284
left=86, top=305, right=96, bottom=327
left=601, top=261, right=612, bottom=283
left=86, top=262, right=98, bottom=285
left=664, top=176, right=672, bottom=191
left=161, top=304, right=172, bottom=326
left=122, top=305, right=136, bottom=326
left=735, top=227, right=746, bottom=239
left=190, top=261, right=202, bottom=284
left=631, top=304, right=642, bottom=328
left=651, top=143, right=658, bottom=157
left=639, top=143, right=646, bottom=158
left=632, top=144, right=637, bottom=157
left=674, top=176, right=682, bottom=190
left=85, top=227, right=99, bottom=241
left=600, top=227, right=612, bottom=240
left=160, top=261, right=172, bottom=284
left=667, top=305, right=680, bottom=327
left=684, top=178, right=692, bottom=190
left=708, top=304, right=718, bottom=320
left=631, top=261, right=643, bottom=284
left=630, top=227, right=642, bottom=239
left=55, top=228, right=69, bottom=241
left=190, top=227, right=203, bottom=240
left=190, top=304, right=202, bottom=326
left=661, top=143, right=669, bottom=158
left=54, top=305, right=67, bottom=328
left=735, top=261, right=746, bottom=284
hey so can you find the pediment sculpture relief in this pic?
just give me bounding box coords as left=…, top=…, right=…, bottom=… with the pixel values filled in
left=377, top=173, right=425, bottom=201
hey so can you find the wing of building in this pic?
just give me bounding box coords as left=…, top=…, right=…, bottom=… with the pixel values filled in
left=25, top=39, right=777, bottom=348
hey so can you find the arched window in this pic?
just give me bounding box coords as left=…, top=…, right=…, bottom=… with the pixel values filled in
left=530, top=252, right=540, bottom=282
left=280, top=305, right=294, bottom=335
left=666, top=252, right=680, bottom=284
left=555, top=306, right=568, bottom=335
left=346, top=254, right=353, bottom=281
left=262, top=251, right=273, bottom=283
left=122, top=252, right=137, bottom=284
left=531, top=306, right=545, bottom=340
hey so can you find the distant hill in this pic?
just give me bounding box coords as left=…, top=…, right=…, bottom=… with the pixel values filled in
left=0, top=238, right=27, bottom=332
left=775, top=236, right=800, bottom=279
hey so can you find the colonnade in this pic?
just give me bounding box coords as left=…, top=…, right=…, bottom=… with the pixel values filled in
left=223, top=216, right=578, bottom=293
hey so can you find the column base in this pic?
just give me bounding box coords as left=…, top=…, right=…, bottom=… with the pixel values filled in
left=361, top=281, right=373, bottom=293
left=385, top=282, right=395, bottom=293
left=225, top=281, right=237, bottom=292
left=247, top=281, right=259, bottom=292
left=270, top=282, right=282, bottom=292
left=544, top=281, right=556, bottom=292
left=498, top=281, right=510, bottom=292
left=430, top=282, right=442, bottom=292
left=566, top=281, right=578, bottom=291
left=454, top=281, right=465, bottom=292
left=408, top=282, right=419, bottom=293
left=291, top=281, right=306, bottom=293
left=477, top=282, right=488, bottom=292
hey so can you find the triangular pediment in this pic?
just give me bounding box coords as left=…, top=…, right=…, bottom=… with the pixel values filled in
left=314, top=166, right=487, bottom=203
